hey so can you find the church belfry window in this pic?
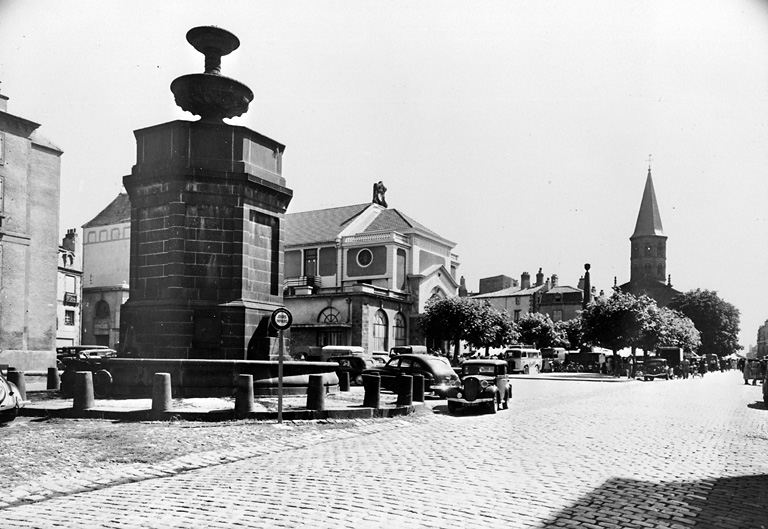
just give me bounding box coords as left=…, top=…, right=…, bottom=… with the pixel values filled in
left=645, top=243, right=652, bottom=256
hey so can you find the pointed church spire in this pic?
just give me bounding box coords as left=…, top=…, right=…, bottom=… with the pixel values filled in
left=631, top=166, right=664, bottom=238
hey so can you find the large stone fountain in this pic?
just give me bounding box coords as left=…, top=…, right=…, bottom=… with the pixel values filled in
left=111, top=26, right=336, bottom=397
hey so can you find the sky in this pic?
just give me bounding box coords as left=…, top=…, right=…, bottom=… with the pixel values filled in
left=1, top=0, right=766, bottom=348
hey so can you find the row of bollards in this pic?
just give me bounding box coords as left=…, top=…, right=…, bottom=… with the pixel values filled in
left=11, top=367, right=424, bottom=420
left=361, top=373, right=425, bottom=409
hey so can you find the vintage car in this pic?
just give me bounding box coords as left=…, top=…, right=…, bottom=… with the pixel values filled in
left=446, top=359, right=511, bottom=414
left=361, top=353, right=459, bottom=397
left=643, top=358, right=670, bottom=381
left=329, top=355, right=384, bottom=386
left=60, top=353, right=116, bottom=398
left=0, top=366, right=26, bottom=423
left=56, top=345, right=117, bottom=369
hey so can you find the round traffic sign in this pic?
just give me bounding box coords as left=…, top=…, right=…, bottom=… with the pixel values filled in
left=270, top=308, right=292, bottom=330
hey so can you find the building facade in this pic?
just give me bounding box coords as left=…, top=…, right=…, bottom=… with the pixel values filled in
left=619, top=167, right=680, bottom=306
left=0, top=91, right=63, bottom=371
left=472, top=269, right=584, bottom=323
left=56, top=229, right=83, bottom=348
left=81, top=193, right=130, bottom=348
left=757, top=320, right=768, bottom=359
left=283, top=190, right=459, bottom=354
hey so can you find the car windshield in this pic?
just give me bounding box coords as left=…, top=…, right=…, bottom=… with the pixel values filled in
left=463, top=364, right=497, bottom=376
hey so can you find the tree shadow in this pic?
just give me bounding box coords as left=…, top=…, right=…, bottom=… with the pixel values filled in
left=537, top=475, right=768, bottom=529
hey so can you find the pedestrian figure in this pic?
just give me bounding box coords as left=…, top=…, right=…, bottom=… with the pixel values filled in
left=749, top=359, right=762, bottom=386
left=743, top=359, right=751, bottom=385
left=698, top=359, right=707, bottom=378
left=681, top=358, right=690, bottom=380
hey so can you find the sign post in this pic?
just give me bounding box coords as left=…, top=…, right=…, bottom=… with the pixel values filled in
left=269, top=308, right=292, bottom=424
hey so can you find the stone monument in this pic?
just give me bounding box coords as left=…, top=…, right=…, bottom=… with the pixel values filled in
left=120, top=26, right=293, bottom=360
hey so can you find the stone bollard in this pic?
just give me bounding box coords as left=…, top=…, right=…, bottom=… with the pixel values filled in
left=235, top=374, right=254, bottom=419
left=412, top=373, right=425, bottom=402
left=7, top=368, right=26, bottom=401
left=362, top=373, right=381, bottom=409
left=151, top=373, right=172, bottom=420
left=338, top=371, right=350, bottom=392
left=396, top=374, right=413, bottom=407
left=306, top=374, right=325, bottom=411
left=73, top=371, right=94, bottom=412
left=47, top=367, right=60, bottom=391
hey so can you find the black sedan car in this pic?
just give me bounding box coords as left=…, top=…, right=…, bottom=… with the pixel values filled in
left=362, top=354, right=459, bottom=397
left=446, top=359, right=511, bottom=414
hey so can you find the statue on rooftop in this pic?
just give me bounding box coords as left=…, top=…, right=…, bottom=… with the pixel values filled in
left=372, top=181, right=388, bottom=207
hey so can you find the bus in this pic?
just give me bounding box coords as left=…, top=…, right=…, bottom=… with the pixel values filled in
left=503, top=346, right=543, bottom=374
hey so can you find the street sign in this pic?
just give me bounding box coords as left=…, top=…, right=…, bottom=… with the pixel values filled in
left=270, top=308, right=292, bottom=330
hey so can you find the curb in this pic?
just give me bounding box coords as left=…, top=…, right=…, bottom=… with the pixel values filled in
left=19, top=397, right=419, bottom=422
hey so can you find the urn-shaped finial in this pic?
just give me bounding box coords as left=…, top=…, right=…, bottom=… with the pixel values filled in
left=170, top=26, right=254, bottom=122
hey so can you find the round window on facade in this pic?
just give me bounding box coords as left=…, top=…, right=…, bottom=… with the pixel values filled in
left=357, top=248, right=373, bottom=268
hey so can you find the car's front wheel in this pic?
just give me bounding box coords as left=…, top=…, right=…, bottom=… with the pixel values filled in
left=447, top=401, right=458, bottom=414
left=487, top=401, right=497, bottom=414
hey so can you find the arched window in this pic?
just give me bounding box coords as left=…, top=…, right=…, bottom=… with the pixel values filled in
left=95, top=300, right=111, bottom=319
left=318, top=307, right=341, bottom=323
left=643, top=263, right=652, bottom=276
left=657, top=264, right=664, bottom=278
left=373, top=310, right=388, bottom=352
left=393, top=313, right=406, bottom=347
left=657, top=243, right=665, bottom=258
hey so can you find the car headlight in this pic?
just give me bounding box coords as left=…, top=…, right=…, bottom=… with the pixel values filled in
left=481, top=380, right=489, bottom=388
left=456, top=392, right=463, bottom=399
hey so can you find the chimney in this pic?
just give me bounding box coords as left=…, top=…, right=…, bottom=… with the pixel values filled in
left=521, top=271, right=530, bottom=289
left=459, top=276, right=468, bottom=297
left=551, top=274, right=558, bottom=288
left=536, top=268, right=544, bottom=287
left=578, top=276, right=585, bottom=291
left=62, top=229, right=77, bottom=252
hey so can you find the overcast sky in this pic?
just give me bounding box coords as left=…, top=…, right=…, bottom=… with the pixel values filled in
left=1, top=0, right=766, bottom=348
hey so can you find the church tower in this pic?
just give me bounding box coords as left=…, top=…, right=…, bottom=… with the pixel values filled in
left=619, top=164, right=680, bottom=307
left=630, top=167, right=667, bottom=284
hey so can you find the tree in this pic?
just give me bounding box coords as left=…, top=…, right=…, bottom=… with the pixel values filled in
left=650, top=307, right=701, bottom=354
left=556, top=318, right=584, bottom=351
left=668, top=289, right=741, bottom=357
left=517, top=313, right=568, bottom=349
left=580, top=289, right=653, bottom=356
left=419, top=297, right=517, bottom=361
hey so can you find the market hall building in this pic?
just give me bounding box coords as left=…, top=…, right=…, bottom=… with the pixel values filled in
left=283, top=184, right=460, bottom=355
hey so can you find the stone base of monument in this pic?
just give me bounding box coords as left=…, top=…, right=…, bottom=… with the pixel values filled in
left=64, top=358, right=339, bottom=398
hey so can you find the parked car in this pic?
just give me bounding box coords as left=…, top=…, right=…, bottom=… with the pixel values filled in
left=0, top=366, right=26, bottom=423
left=643, top=358, right=670, bottom=381
left=445, top=359, right=511, bottom=414
left=329, top=355, right=382, bottom=386
left=59, top=353, right=117, bottom=398
left=361, top=354, right=459, bottom=397
left=56, top=345, right=117, bottom=369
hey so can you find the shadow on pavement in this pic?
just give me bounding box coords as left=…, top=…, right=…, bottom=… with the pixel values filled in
left=537, top=475, right=768, bottom=529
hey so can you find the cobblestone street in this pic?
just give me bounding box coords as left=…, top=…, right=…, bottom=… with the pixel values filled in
left=2, top=371, right=767, bottom=528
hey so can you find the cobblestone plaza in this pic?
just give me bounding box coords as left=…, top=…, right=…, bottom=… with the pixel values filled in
left=2, top=371, right=767, bottom=528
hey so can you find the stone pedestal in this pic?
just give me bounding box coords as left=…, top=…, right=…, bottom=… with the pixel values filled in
left=120, top=120, right=292, bottom=359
